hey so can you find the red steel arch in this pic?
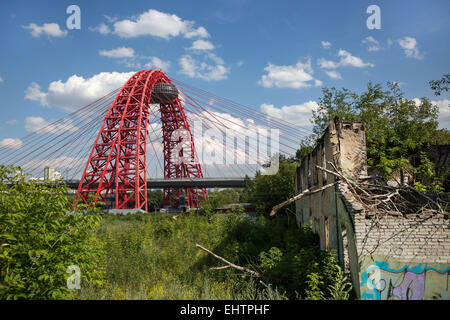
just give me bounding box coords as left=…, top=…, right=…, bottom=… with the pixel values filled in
left=74, top=69, right=207, bottom=211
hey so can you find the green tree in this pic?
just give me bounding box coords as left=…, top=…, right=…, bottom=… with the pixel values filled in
left=250, top=161, right=298, bottom=215
left=312, top=82, right=441, bottom=181
left=429, top=74, right=450, bottom=96
left=147, top=190, right=163, bottom=212
left=0, top=165, right=104, bottom=299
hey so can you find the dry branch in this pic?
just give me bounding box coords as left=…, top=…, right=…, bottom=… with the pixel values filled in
left=315, top=164, right=446, bottom=217
left=270, top=182, right=337, bottom=216
left=270, top=160, right=446, bottom=221
left=195, top=244, right=269, bottom=288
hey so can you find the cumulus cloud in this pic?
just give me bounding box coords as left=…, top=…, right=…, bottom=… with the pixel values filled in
left=179, top=54, right=229, bottom=81
left=412, top=98, right=449, bottom=129
left=25, top=116, right=78, bottom=133
left=321, top=41, right=331, bottom=49
left=99, top=47, right=135, bottom=58
left=144, top=56, right=171, bottom=71
left=318, top=49, right=375, bottom=69
left=397, top=37, right=423, bottom=59
left=89, top=23, right=111, bottom=35
left=22, top=156, right=84, bottom=171
left=24, top=71, right=135, bottom=111
left=432, top=99, right=450, bottom=129
left=186, top=110, right=271, bottom=166
left=111, top=9, right=209, bottom=39
left=25, top=82, right=48, bottom=106
left=324, top=70, right=342, bottom=79
left=260, top=101, right=318, bottom=126
left=0, top=138, right=23, bottom=149
left=22, top=23, right=67, bottom=38
left=258, top=58, right=322, bottom=89
left=362, top=36, right=381, bottom=52
left=189, top=39, right=215, bottom=51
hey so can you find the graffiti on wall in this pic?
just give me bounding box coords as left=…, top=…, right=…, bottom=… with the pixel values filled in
left=360, top=260, right=449, bottom=300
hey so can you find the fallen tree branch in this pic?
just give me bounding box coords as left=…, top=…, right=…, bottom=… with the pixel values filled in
left=195, top=244, right=269, bottom=288
left=210, top=265, right=232, bottom=270
left=270, top=182, right=337, bottom=216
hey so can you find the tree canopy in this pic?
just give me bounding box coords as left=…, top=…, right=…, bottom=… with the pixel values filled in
left=308, top=81, right=448, bottom=191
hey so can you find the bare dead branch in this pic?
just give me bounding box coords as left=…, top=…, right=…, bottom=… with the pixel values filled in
left=195, top=244, right=270, bottom=288
left=210, top=265, right=232, bottom=270
left=270, top=182, right=337, bottom=216
left=313, top=164, right=447, bottom=217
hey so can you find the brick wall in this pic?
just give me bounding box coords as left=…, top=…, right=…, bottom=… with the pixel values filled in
left=294, top=119, right=450, bottom=300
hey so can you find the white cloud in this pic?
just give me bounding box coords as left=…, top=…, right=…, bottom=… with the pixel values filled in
left=25, top=82, right=48, bottom=106
left=321, top=41, right=331, bottom=49
left=317, top=59, right=339, bottom=69
left=325, top=70, right=342, bottom=79
left=89, top=23, right=111, bottom=35
left=432, top=99, right=450, bottom=129
left=0, top=76, right=3, bottom=82
left=6, top=119, right=18, bottom=125
left=144, top=56, right=171, bottom=71
left=99, top=47, right=135, bottom=58
left=186, top=110, right=269, bottom=165
left=259, top=58, right=322, bottom=89
left=0, top=138, right=23, bottom=149
left=112, top=9, right=209, bottom=39
left=179, top=55, right=229, bottom=81
left=25, top=116, right=78, bottom=133
left=260, top=101, right=318, bottom=126
left=206, top=53, right=224, bottom=65
left=337, top=50, right=375, bottom=68
left=22, top=23, right=67, bottom=38
left=412, top=98, right=450, bottom=129
left=318, top=49, right=374, bottom=69
left=24, top=71, right=135, bottom=111
left=397, top=37, right=423, bottom=59
left=189, top=39, right=215, bottom=51
left=22, top=156, right=83, bottom=171
left=362, top=36, right=381, bottom=52
left=184, top=26, right=209, bottom=39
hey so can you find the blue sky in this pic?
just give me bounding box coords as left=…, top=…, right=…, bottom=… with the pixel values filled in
left=0, top=0, right=449, bottom=147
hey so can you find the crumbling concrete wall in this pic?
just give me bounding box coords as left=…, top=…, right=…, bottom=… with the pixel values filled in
left=294, top=118, right=450, bottom=300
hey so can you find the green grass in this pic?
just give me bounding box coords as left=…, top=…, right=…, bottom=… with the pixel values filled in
left=75, top=213, right=288, bottom=299
left=75, top=212, right=345, bottom=300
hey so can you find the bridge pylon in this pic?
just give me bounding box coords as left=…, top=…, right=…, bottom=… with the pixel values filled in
left=74, top=69, right=207, bottom=211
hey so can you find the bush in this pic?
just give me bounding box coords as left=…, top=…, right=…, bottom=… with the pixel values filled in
left=77, top=212, right=349, bottom=300
left=0, top=165, right=104, bottom=299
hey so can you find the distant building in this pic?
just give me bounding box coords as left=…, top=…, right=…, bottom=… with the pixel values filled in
left=44, top=166, right=62, bottom=181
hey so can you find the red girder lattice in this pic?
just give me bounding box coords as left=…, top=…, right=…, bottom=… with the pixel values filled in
left=74, top=69, right=207, bottom=211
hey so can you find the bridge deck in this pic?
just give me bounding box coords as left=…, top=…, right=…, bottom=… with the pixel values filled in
left=64, top=178, right=247, bottom=189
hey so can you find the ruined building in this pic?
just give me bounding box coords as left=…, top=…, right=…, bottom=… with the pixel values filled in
left=294, top=119, right=449, bottom=300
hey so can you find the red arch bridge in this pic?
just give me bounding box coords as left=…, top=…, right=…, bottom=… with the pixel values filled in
left=0, top=69, right=313, bottom=211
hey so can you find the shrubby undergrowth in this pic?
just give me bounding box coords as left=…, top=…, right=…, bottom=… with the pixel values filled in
left=76, top=212, right=351, bottom=300
left=0, top=164, right=351, bottom=300
left=0, top=165, right=104, bottom=299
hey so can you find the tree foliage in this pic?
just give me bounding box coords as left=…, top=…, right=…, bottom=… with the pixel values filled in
left=0, top=165, right=104, bottom=299
left=429, top=74, right=450, bottom=96
left=311, top=82, right=446, bottom=188
left=245, top=161, right=298, bottom=215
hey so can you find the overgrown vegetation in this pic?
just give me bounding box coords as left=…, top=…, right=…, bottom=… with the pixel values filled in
left=0, top=165, right=104, bottom=299
left=0, top=163, right=351, bottom=300
left=76, top=212, right=350, bottom=300
left=304, top=80, right=449, bottom=192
